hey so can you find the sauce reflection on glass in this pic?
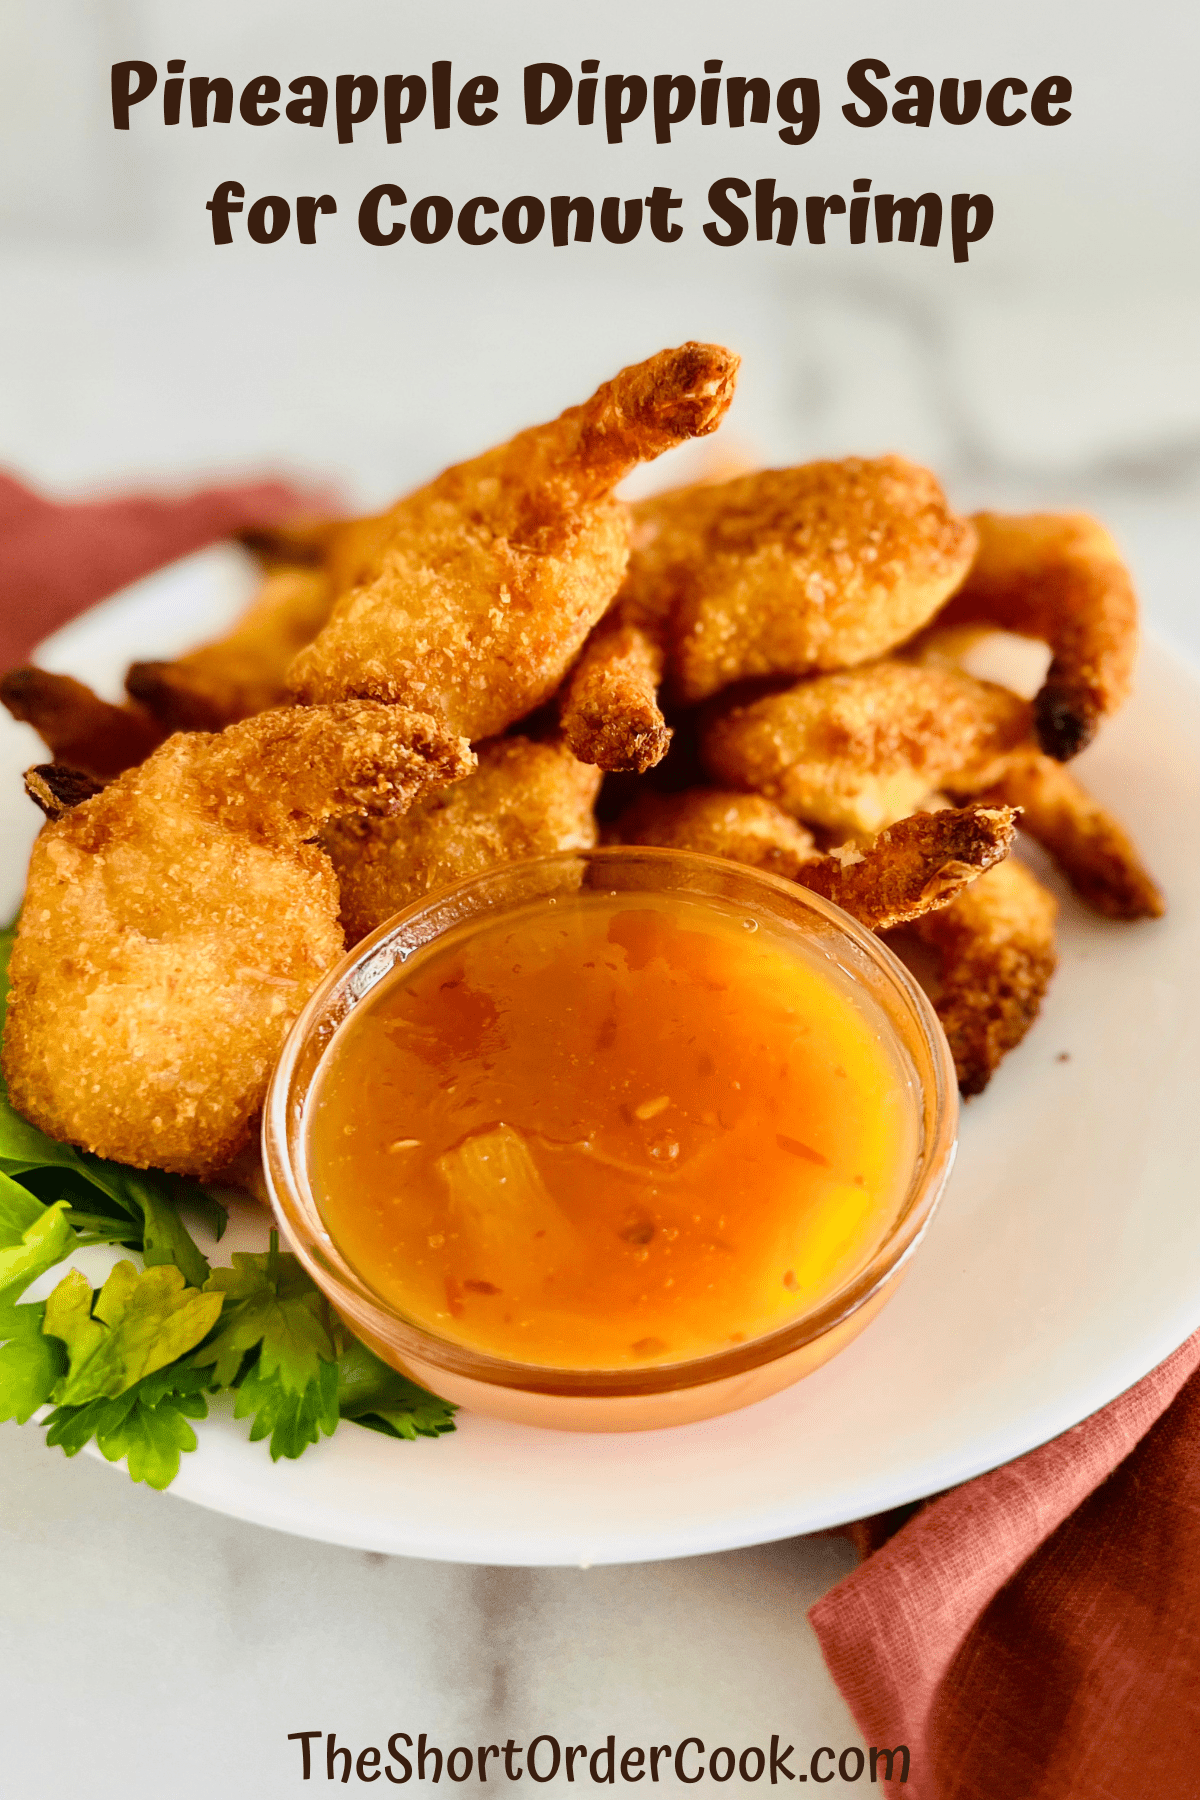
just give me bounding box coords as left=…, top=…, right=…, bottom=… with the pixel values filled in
left=307, top=892, right=918, bottom=1370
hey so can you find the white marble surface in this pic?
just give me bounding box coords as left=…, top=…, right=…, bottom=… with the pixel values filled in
left=1, top=2, right=1198, bottom=1792
left=1, top=1424, right=862, bottom=1796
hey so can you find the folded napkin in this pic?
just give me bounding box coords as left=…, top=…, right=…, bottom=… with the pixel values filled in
left=0, top=469, right=326, bottom=668
left=810, top=1329, right=1200, bottom=1798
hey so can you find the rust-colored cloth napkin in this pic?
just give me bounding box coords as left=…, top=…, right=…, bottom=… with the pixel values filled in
left=0, top=469, right=325, bottom=668
left=810, top=1329, right=1200, bottom=1798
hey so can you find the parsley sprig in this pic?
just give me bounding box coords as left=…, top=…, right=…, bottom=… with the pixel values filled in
left=196, top=1238, right=342, bottom=1460
left=0, top=924, right=456, bottom=1488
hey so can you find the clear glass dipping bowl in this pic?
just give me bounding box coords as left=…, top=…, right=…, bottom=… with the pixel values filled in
left=263, top=848, right=958, bottom=1432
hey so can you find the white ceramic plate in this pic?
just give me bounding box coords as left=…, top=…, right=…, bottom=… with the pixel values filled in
left=4, top=548, right=1199, bottom=1566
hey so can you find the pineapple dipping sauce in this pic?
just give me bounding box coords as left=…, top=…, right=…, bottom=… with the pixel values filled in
left=306, top=891, right=919, bottom=1371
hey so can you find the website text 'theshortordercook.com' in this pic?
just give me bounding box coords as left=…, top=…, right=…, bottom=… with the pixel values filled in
left=287, top=1732, right=910, bottom=1785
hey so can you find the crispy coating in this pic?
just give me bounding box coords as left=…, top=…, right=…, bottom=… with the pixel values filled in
left=560, top=618, right=671, bottom=773
left=899, top=858, right=1058, bottom=1096
left=126, top=565, right=334, bottom=733
left=554, top=453, right=768, bottom=775
left=328, top=735, right=602, bottom=944
left=615, top=789, right=1015, bottom=932
left=1, top=666, right=165, bottom=779
left=935, top=512, right=1138, bottom=759
left=613, top=788, right=818, bottom=878
left=948, top=748, right=1164, bottom=921
left=558, top=457, right=976, bottom=766
left=287, top=343, right=740, bottom=737
left=614, top=457, right=976, bottom=705
left=700, top=662, right=1032, bottom=836
left=796, top=805, right=1017, bottom=932
left=3, top=704, right=473, bottom=1177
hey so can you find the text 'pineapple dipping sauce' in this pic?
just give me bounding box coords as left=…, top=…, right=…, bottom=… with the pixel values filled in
left=306, top=890, right=920, bottom=1371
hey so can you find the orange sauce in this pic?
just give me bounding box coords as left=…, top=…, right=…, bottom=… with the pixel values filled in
left=307, top=894, right=917, bottom=1369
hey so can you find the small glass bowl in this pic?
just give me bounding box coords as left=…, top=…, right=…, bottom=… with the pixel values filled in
left=263, top=848, right=958, bottom=1432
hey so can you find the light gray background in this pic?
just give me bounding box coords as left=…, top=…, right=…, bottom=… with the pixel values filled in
left=2, top=3, right=1198, bottom=1795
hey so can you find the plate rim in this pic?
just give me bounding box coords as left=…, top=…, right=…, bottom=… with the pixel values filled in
left=11, top=554, right=1199, bottom=1565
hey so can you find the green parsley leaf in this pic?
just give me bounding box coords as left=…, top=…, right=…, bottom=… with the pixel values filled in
left=196, top=1236, right=335, bottom=1391
left=43, top=1360, right=211, bottom=1490
left=234, top=1354, right=340, bottom=1461
left=121, top=1169, right=212, bottom=1289
left=195, top=1234, right=340, bottom=1459
left=0, top=1165, right=54, bottom=1241
left=336, top=1338, right=458, bottom=1441
left=43, top=1261, right=223, bottom=1407
left=0, top=1095, right=86, bottom=1182
left=0, top=1186, right=73, bottom=1320
left=0, top=1301, right=66, bottom=1423
left=186, top=1182, right=231, bottom=1246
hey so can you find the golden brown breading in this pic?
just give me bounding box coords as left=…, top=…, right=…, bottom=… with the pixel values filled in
left=898, top=857, right=1058, bottom=1096
left=287, top=343, right=740, bottom=738
left=700, top=662, right=1032, bottom=836
left=329, top=735, right=602, bottom=945
left=559, top=618, right=671, bottom=773
left=948, top=748, right=1164, bottom=921
left=614, top=789, right=1015, bottom=932
left=612, top=788, right=817, bottom=878
left=555, top=458, right=976, bottom=768
left=796, top=805, right=1017, bottom=932
left=614, top=457, right=976, bottom=705
left=1, top=666, right=165, bottom=779
left=3, top=704, right=473, bottom=1178
left=553, top=459, right=771, bottom=776
left=934, top=512, right=1138, bottom=760
left=126, top=565, right=334, bottom=733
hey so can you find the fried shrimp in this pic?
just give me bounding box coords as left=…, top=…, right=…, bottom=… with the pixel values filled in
left=287, top=343, right=740, bottom=738
left=897, top=857, right=1058, bottom=1095
left=1, top=666, right=165, bottom=779
left=612, top=788, right=818, bottom=877
left=796, top=805, right=1018, bottom=932
left=557, top=446, right=766, bottom=772
left=947, top=748, right=1164, bottom=921
left=612, top=456, right=976, bottom=706
left=3, top=704, right=473, bottom=1177
left=934, top=512, right=1139, bottom=760
left=126, top=564, right=335, bottom=733
left=613, top=789, right=1016, bottom=932
left=328, top=735, right=602, bottom=944
left=700, top=661, right=1031, bottom=837
left=559, top=618, right=671, bottom=773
